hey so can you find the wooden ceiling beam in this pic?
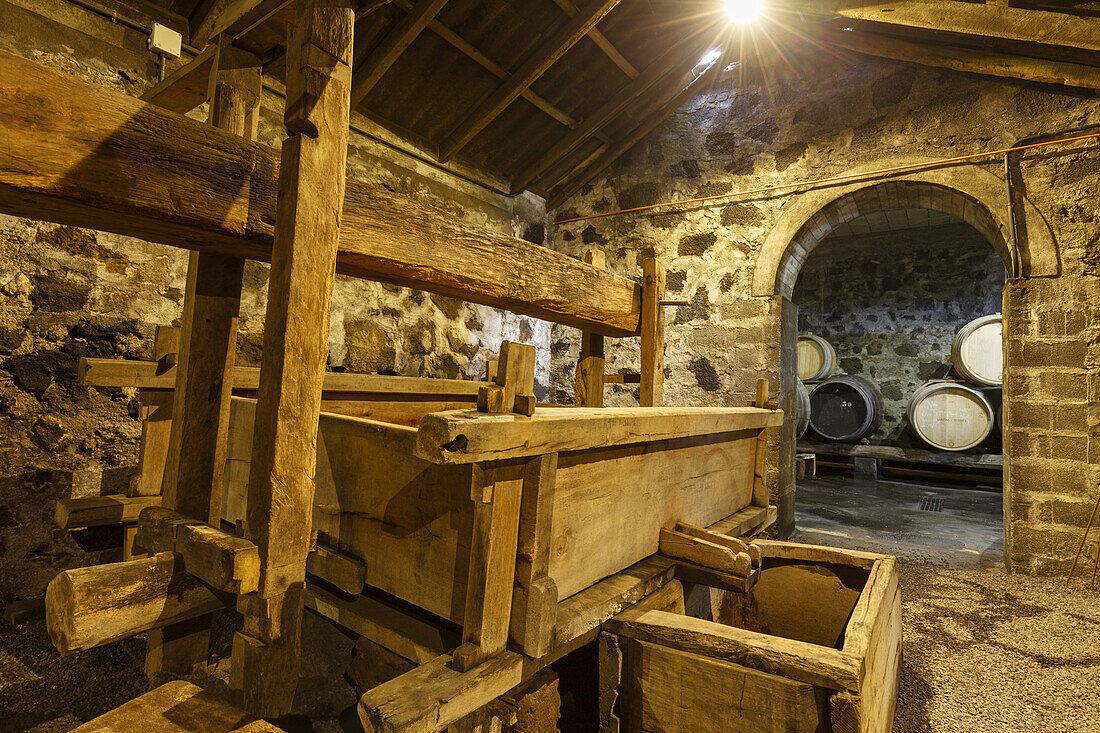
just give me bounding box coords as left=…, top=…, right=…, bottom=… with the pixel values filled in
left=549, top=0, right=638, bottom=79
left=822, top=27, right=1100, bottom=91
left=779, top=1, right=1100, bottom=56
left=349, top=0, right=450, bottom=108
left=140, top=42, right=217, bottom=113
left=546, top=60, right=723, bottom=211
left=510, top=26, right=715, bottom=195
left=437, top=0, right=622, bottom=163
left=390, top=0, right=578, bottom=129
left=0, top=50, right=641, bottom=336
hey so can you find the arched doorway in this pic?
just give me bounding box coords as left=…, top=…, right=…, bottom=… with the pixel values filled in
left=755, top=175, right=1061, bottom=570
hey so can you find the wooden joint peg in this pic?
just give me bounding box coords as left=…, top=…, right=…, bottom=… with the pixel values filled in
left=479, top=340, right=536, bottom=415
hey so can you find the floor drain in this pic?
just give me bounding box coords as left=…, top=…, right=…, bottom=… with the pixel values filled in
left=919, top=496, right=945, bottom=512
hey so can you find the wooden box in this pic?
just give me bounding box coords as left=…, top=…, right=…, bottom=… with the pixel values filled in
left=601, top=542, right=901, bottom=733
left=222, top=398, right=780, bottom=628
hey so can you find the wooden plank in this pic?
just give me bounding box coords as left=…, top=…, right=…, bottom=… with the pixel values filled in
left=784, top=0, right=1100, bottom=55
left=129, top=390, right=175, bottom=496
left=231, top=0, right=355, bottom=718
left=797, top=439, right=1004, bottom=468
left=843, top=558, right=901, bottom=733
left=80, top=357, right=485, bottom=395
left=438, top=0, right=623, bottom=162
left=706, top=505, right=776, bottom=539
left=455, top=460, right=525, bottom=669
left=44, top=552, right=229, bottom=655
left=162, top=36, right=260, bottom=525
left=639, top=258, right=665, bottom=407
left=305, top=584, right=450, bottom=664
left=357, top=650, right=526, bottom=733
left=306, top=543, right=366, bottom=595
left=511, top=453, right=559, bottom=658
left=659, top=529, right=751, bottom=577
left=751, top=540, right=887, bottom=570
left=598, top=632, right=623, bottom=733
left=390, top=0, right=579, bottom=130
left=674, top=521, right=759, bottom=567
left=73, top=680, right=287, bottom=733
left=823, top=27, right=1100, bottom=92
left=605, top=608, right=862, bottom=692
left=55, top=495, right=161, bottom=529
left=0, top=50, right=642, bottom=337
left=617, top=637, right=829, bottom=733
left=415, top=406, right=781, bottom=464
left=349, top=0, right=450, bottom=108
left=576, top=250, right=606, bottom=408
left=139, top=42, right=216, bottom=114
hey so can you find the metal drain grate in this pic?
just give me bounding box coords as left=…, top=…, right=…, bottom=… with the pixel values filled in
left=919, top=496, right=945, bottom=512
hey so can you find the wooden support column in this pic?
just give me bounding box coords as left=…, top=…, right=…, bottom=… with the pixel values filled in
left=575, top=250, right=606, bottom=407
left=639, top=258, right=665, bottom=407
left=451, top=460, right=526, bottom=672
left=752, top=378, right=777, bottom=509
left=148, top=36, right=262, bottom=681
left=230, top=0, right=355, bottom=717
left=510, top=452, right=558, bottom=658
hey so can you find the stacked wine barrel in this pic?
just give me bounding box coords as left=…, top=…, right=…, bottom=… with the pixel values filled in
left=795, top=314, right=1003, bottom=450
left=906, top=314, right=1002, bottom=451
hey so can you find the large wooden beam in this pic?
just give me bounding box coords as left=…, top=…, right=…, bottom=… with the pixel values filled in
left=349, top=0, right=450, bottom=109
left=822, top=27, right=1100, bottom=92
left=230, top=0, right=355, bottom=717
left=781, top=1, right=1100, bottom=56
left=0, top=50, right=641, bottom=336
left=437, top=0, right=622, bottom=163
left=45, top=552, right=229, bottom=655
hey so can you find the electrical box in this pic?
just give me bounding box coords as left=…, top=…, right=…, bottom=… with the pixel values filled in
left=147, top=23, right=182, bottom=60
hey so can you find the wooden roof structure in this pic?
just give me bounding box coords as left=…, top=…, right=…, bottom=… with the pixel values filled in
left=140, top=1, right=1097, bottom=208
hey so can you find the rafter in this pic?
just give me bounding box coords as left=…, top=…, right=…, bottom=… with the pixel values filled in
left=779, top=0, right=1100, bottom=56
left=510, top=26, right=714, bottom=195
left=349, top=0, right=450, bottom=108
left=549, top=0, right=637, bottom=78
left=438, top=0, right=622, bottom=163
left=822, top=27, right=1100, bottom=91
left=546, top=60, right=723, bottom=211
left=390, top=0, right=578, bottom=130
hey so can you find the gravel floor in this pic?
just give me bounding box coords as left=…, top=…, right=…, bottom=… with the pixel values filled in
left=894, top=562, right=1100, bottom=733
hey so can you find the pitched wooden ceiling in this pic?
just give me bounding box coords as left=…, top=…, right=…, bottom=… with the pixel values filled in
left=142, top=0, right=1098, bottom=209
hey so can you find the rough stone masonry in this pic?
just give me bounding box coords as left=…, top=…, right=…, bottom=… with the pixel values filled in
left=554, top=41, right=1100, bottom=574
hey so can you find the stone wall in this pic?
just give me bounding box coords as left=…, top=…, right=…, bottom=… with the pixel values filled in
left=553, top=39, right=1100, bottom=571
left=0, top=0, right=552, bottom=602
left=793, top=222, right=1007, bottom=447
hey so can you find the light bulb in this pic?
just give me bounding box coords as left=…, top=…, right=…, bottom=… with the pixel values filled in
left=724, top=0, right=764, bottom=23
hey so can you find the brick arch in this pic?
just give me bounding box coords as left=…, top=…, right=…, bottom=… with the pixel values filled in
left=752, top=168, right=1060, bottom=298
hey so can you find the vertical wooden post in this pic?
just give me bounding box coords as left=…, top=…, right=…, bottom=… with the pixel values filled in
left=575, top=250, right=606, bottom=407
left=146, top=36, right=262, bottom=680
left=510, top=452, right=558, bottom=658
left=230, top=0, right=355, bottom=717
left=639, top=258, right=666, bottom=407
left=752, top=378, right=774, bottom=509
left=452, top=459, right=526, bottom=672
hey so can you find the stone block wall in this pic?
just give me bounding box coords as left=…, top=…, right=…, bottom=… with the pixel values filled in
left=794, top=222, right=1007, bottom=446
left=0, top=0, right=553, bottom=601
left=553, top=38, right=1100, bottom=569
left=1004, top=276, right=1100, bottom=575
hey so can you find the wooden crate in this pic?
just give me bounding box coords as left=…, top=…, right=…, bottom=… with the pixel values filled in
left=601, top=541, right=901, bottom=733
left=223, top=398, right=779, bottom=631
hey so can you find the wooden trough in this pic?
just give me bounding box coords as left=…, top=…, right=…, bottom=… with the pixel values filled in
left=601, top=541, right=901, bottom=733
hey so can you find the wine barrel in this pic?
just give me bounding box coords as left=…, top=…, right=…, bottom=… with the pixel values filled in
left=793, top=379, right=811, bottom=439
left=951, top=314, right=1002, bottom=387
left=797, top=334, right=836, bottom=382
left=808, top=375, right=883, bottom=442
left=907, top=381, right=994, bottom=451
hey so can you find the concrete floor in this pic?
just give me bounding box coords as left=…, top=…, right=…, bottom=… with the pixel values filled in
left=793, top=473, right=1004, bottom=569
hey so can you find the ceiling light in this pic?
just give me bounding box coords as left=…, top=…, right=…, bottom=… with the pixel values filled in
left=724, top=0, right=764, bottom=23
